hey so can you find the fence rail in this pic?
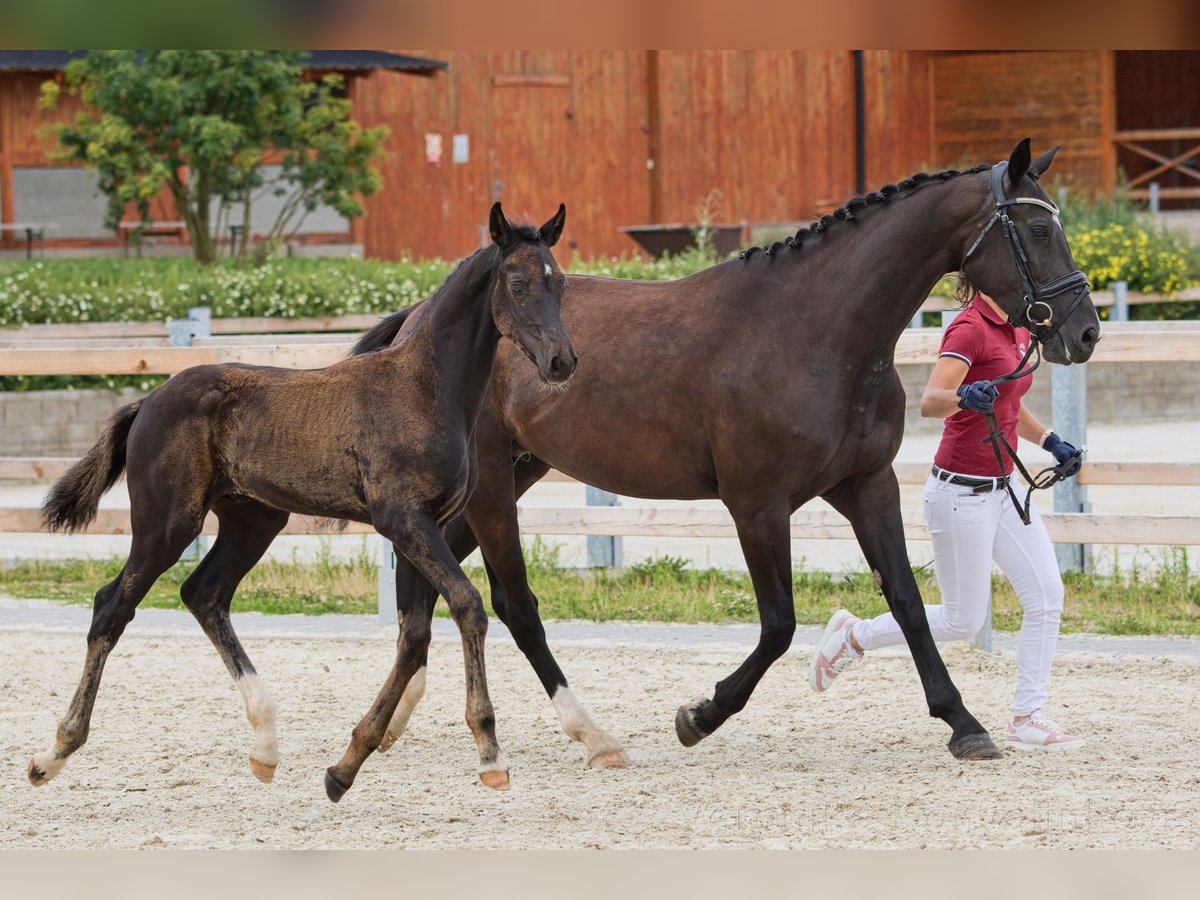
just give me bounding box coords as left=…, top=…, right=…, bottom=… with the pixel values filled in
left=5, top=324, right=1200, bottom=376
left=5, top=457, right=1200, bottom=488
left=2, top=505, right=1198, bottom=546
left=1, top=285, right=1197, bottom=345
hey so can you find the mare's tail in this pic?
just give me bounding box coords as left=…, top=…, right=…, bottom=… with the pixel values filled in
left=42, top=401, right=141, bottom=534
left=350, top=304, right=422, bottom=356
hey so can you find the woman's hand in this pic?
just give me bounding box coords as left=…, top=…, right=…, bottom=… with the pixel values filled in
left=1043, top=432, right=1083, bottom=477
left=955, top=380, right=999, bottom=415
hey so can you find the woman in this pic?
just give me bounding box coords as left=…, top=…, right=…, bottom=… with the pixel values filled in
left=810, top=285, right=1085, bottom=751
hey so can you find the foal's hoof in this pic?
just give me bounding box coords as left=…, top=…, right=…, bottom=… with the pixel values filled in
left=948, top=732, right=1004, bottom=761
left=27, top=752, right=62, bottom=786
left=249, top=757, right=276, bottom=784
left=479, top=768, right=511, bottom=791
left=675, top=697, right=713, bottom=748
left=27, top=758, right=50, bottom=787
left=587, top=749, right=631, bottom=770
left=377, top=730, right=400, bottom=753
left=324, top=767, right=352, bottom=803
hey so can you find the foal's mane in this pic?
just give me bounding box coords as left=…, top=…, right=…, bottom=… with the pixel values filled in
left=738, top=163, right=992, bottom=262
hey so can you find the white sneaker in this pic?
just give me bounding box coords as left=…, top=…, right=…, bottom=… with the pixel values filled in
left=1006, top=709, right=1086, bottom=751
left=809, top=609, right=863, bottom=693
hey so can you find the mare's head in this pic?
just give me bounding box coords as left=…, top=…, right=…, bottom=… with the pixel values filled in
left=961, top=138, right=1100, bottom=364
left=487, top=202, right=577, bottom=385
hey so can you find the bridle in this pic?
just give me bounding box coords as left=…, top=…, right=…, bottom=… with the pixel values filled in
left=959, top=161, right=1092, bottom=525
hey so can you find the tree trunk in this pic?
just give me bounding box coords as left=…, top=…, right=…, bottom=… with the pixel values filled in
left=168, top=173, right=216, bottom=265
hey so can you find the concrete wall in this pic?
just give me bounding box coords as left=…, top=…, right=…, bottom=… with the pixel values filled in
left=0, top=388, right=146, bottom=457
left=1, top=363, right=1197, bottom=456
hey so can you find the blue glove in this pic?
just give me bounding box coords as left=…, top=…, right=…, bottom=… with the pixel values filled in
left=956, top=380, right=999, bottom=415
left=1043, top=432, right=1082, bottom=477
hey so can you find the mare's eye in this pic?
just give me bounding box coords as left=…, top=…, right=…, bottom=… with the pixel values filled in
left=1031, top=225, right=1049, bottom=239
left=510, top=282, right=524, bottom=296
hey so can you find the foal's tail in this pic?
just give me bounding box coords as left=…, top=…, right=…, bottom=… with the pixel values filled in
left=42, top=401, right=141, bottom=534
left=350, top=304, right=421, bottom=357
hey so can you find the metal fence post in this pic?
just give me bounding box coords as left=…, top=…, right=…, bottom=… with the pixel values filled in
left=170, top=307, right=213, bottom=562
left=1111, top=280, right=1129, bottom=323
left=378, top=537, right=397, bottom=624
left=1052, top=361, right=1089, bottom=573
left=1149, top=182, right=1161, bottom=215
left=586, top=485, right=622, bottom=568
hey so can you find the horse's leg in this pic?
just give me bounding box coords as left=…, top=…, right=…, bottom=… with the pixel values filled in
left=178, top=497, right=289, bottom=782
left=325, top=510, right=505, bottom=801
left=28, top=513, right=204, bottom=785
left=675, top=502, right=797, bottom=745
left=464, top=453, right=629, bottom=768
left=376, top=543, right=435, bottom=753
left=823, top=466, right=1002, bottom=760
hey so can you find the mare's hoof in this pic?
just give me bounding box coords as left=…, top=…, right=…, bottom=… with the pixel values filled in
left=249, top=757, right=276, bottom=784
left=948, top=732, right=1003, bottom=761
left=675, top=698, right=712, bottom=748
left=587, top=749, right=631, bottom=770
left=324, top=767, right=352, bottom=803
left=479, top=769, right=511, bottom=791
left=27, top=758, right=49, bottom=787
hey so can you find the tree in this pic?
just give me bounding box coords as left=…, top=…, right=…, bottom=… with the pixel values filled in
left=41, top=50, right=388, bottom=264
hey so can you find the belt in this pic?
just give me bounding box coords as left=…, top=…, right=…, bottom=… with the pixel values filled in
left=931, top=465, right=1010, bottom=494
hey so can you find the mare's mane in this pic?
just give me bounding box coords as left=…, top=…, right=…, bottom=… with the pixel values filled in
left=737, top=163, right=992, bottom=262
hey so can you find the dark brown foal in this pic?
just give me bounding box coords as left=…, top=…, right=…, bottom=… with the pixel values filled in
left=30, top=203, right=575, bottom=800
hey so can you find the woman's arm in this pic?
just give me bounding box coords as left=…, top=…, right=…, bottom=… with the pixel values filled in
left=920, top=356, right=970, bottom=420
left=1017, top=403, right=1052, bottom=446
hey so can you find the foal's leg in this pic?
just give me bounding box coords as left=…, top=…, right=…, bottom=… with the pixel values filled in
left=376, top=542, right=435, bottom=753
left=325, top=511, right=506, bottom=801
left=823, top=466, right=1002, bottom=760
left=179, top=498, right=289, bottom=782
left=463, top=453, right=628, bottom=768
left=28, top=516, right=203, bottom=785
left=675, top=502, right=797, bottom=746
left=380, top=453, right=628, bottom=768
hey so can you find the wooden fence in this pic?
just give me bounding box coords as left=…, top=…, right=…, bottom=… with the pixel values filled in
left=3, top=315, right=1200, bottom=548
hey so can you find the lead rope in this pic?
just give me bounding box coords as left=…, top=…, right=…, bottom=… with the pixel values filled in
left=976, top=338, right=1081, bottom=526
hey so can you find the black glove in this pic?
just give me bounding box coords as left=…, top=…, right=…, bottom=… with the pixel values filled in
left=956, top=380, right=999, bottom=415
left=1043, top=432, right=1082, bottom=477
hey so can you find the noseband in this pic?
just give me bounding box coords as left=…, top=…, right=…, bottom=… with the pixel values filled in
left=960, top=161, right=1092, bottom=525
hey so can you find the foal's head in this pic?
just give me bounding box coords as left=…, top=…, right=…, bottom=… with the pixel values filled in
left=960, top=138, right=1101, bottom=365
left=487, top=202, right=577, bottom=385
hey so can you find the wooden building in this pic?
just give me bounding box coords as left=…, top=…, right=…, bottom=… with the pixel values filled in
left=3, top=51, right=1198, bottom=261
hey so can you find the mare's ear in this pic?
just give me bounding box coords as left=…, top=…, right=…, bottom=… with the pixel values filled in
left=539, top=203, right=566, bottom=247
left=1029, top=145, right=1060, bottom=180
left=1006, top=138, right=1032, bottom=189
left=489, top=202, right=515, bottom=248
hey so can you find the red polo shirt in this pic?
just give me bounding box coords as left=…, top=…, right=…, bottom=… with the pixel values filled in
left=933, top=296, right=1032, bottom=477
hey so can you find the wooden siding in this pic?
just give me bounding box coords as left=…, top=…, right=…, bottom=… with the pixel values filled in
left=9, top=51, right=1188, bottom=261
left=355, top=50, right=867, bottom=260
left=931, top=51, right=1112, bottom=193
left=863, top=50, right=934, bottom=186
left=1114, top=51, right=1200, bottom=203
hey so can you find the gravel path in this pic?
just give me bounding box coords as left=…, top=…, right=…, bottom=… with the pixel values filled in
left=3, top=605, right=1198, bottom=849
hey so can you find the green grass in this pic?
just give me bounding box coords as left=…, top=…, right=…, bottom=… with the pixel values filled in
left=2, top=539, right=1198, bottom=636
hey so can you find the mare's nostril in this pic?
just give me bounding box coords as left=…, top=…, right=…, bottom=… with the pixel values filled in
left=1080, top=326, right=1098, bottom=350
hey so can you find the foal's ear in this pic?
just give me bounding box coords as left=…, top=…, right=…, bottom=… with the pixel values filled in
left=1006, top=138, right=1032, bottom=189
left=1029, top=145, right=1060, bottom=180
left=539, top=203, right=567, bottom=247
left=489, top=202, right=516, bottom=248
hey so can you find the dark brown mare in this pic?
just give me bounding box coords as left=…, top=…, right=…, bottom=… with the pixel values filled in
left=354, top=140, right=1100, bottom=767
left=30, top=203, right=575, bottom=798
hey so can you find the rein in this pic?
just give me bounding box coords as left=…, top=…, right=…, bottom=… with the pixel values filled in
left=960, top=161, right=1090, bottom=525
